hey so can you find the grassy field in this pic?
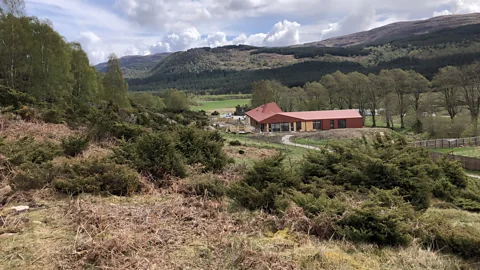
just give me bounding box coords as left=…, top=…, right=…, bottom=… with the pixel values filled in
left=193, top=99, right=250, bottom=111
left=194, top=94, right=252, bottom=101
left=432, top=147, right=480, bottom=158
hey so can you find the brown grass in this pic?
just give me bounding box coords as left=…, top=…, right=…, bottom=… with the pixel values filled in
left=0, top=114, right=77, bottom=142
left=295, top=128, right=392, bottom=141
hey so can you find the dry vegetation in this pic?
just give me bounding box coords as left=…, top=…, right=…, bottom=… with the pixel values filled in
left=0, top=117, right=479, bottom=269
left=294, top=128, right=394, bottom=141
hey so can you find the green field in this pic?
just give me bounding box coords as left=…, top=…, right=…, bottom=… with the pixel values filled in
left=193, top=99, right=250, bottom=111
left=432, top=147, right=480, bottom=158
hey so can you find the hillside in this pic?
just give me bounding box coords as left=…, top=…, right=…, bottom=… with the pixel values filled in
left=95, top=53, right=170, bottom=78
left=94, top=14, right=480, bottom=93
left=305, top=13, right=480, bottom=47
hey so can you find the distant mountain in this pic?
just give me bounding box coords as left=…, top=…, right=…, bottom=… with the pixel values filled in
left=95, top=53, right=170, bottom=78
left=304, top=13, right=480, bottom=47
left=94, top=13, right=480, bottom=93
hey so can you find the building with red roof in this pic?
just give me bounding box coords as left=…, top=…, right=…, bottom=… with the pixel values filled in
left=245, top=102, right=363, bottom=132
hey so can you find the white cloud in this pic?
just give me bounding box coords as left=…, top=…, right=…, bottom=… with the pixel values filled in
left=78, top=32, right=110, bottom=65
left=451, top=0, right=480, bottom=14
left=263, top=20, right=301, bottom=46
left=433, top=10, right=452, bottom=17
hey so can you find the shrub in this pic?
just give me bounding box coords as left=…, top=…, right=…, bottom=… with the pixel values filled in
left=181, top=175, right=225, bottom=199
left=436, top=156, right=467, bottom=188
left=110, top=122, right=146, bottom=141
left=336, top=189, right=416, bottom=247
left=420, top=209, right=480, bottom=259
left=176, top=127, right=228, bottom=172
left=10, top=162, right=55, bottom=190
left=300, top=135, right=438, bottom=210
left=42, top=108, right=64, bottom=124
left=0, top=136, right=61, bottom=166
left=114, top=132, right=186, bottom=182
left=53, top=160, right=139, bottom=196
left=228, top=154, right=298, bottom=212
left=61, top=135, right=91, bottom=157
left=229, top=140, right=242, bottom=146
left=290, top=191, right=345, bottom=218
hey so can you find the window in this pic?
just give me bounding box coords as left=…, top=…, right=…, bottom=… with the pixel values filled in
left=330, top=120, right=335, bottom=129
left=338, top=119, right=347, bottom=129
left=313, top=120, right=322, bottom=130
left=281, top=123, right=289, bottom=132
left=296, top=122, right=302, bottom=131
left=290, top=123, right=294, bottom=131
left=271, top=123, right=281, bottom=132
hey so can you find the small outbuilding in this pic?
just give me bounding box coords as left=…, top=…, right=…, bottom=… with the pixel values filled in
left=245, top=102, right=363, bottom=132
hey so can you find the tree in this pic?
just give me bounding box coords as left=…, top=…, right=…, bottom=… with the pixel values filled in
left=457, top=63, right=480, bottom=134
left=163, top=89, right=189, bottom=111
left=384, top=69, right=410, bottom=129
left=69, top=42, right=98, bottom=106
left=102, top=54, right=130, bottom=108
left=367, top=74, right=382, bottom=127
left=406, top=70, right=430, bottom=133
left=304, top=81, right=328, bottom=110
left=332, top=71, right=351, bottom=109
left=432, top=66, right=460, bottom=120
left=320, top=74, right=338, bottom=109
left=251, top=80, right=274, bottom=107
left=347, top=72, right=370, bottom=124
left=0, top=0, right=25, bottom=17
left=378, top=70, right=395, bottom=128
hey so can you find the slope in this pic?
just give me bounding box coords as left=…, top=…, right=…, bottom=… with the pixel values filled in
left=95, top=53, right=170, bottom=79
left=305, top=13, right=480, bottom=47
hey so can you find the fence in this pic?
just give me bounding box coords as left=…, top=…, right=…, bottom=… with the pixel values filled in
left=411, top=136, right=480, bottom=149
left=429, top=152, right=480, bottom=171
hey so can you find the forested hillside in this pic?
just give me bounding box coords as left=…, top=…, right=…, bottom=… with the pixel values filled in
left=95, top=53, right=170, bottom=79
left=122, top=20, right=480, bottom=93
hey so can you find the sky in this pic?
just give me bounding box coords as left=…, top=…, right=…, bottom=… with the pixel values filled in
left=24, top=0, right=480, bottom=65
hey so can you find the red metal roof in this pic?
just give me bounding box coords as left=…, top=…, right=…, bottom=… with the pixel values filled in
left=245, top=102, right=283, bottom=122
left=273, top=110, right=362, bottom=121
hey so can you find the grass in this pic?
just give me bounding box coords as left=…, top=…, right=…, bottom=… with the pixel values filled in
left=293, top=137, right=329, bottom=148
left=194, top=94, right=252, bottom=101
left=193, top=99, right=250, bottom=111
left=431, top=147, right=480, bottom=158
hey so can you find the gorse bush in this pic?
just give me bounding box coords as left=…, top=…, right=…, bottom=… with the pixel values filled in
left=228, top=154, right=298, bottom=212
left=110, top=122, right=147, bottom=141
left=300, top=135, right=439, bottom=210
left=114, top=132, right=187, bottom=182
left=336, top=189, right=416, bottom=247
left=0, top=136, right=61, bottom=166
left=436, top=156, right=467, bottom=188
left=176, top=127, right=228, bottom=172
left=53, top=159, right=139, bottom=196
left=10, top=162, right=55, bottom=191
left=61, top=135, right=91, bottom=157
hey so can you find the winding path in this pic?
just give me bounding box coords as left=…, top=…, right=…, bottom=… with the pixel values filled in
left=281, top=135, right=480, bottom=180
left=281, top=135, right=321, bottom=151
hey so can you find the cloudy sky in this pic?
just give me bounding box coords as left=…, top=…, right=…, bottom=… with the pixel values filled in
left=25, top=0, right=480, bottom=64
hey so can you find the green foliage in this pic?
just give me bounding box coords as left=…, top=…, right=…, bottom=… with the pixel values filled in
left=10, top=162, right=54, bottom=190
left=61, top=135, right=90, bottom=157
left=300, top=135, right=437, bottom=210
left=53, top=159, right=139, bottom=196
left=290, top=191, right=345, bottom=218
left=420, top=209, right=480, bottom=259
left=228, top=154, right=298, bottom=212
left=176, top=127, right=228, bottom=172
left=129, top=92, right=166, bottom=111
left=0, top=86, right=35, bottom=108
left=102, top=54, right=130, bottom=108
left=114, top=132, right=186, bottom=182
left=110, top=122, right=147, bottom=141
left=436, top=156, right=467, bottom=188
left=0, top=136, right=61, bottom=166
left=163, top=89, right=189, bottom=111
left=336, top=189, right=416, bottom=247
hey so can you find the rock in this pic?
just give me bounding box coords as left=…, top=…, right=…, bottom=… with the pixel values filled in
left=10, top=205, right=29, bottom=212
left=0, top=233, right=16, bottom=238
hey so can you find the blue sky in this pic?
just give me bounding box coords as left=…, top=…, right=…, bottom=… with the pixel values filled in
left=24, top=0, right=480, bottom=64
